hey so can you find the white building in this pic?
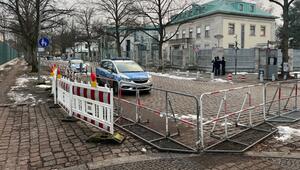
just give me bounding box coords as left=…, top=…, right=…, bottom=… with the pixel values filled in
left=165, top=0, right=277, bottom=51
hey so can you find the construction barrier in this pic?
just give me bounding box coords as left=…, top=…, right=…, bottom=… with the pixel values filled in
left=52, top=68, right=114, bottom=135
left=46, top=60, right=298, bottom=153
left=198, top=84, right=276, bottom=152
left=264, top=79, right=300, bottom=123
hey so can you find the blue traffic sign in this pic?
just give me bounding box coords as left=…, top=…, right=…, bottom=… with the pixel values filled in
left=39, top=37, right=49, bottom=47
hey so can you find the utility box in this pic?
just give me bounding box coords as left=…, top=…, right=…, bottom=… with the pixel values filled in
left=258, top=48, right=278, bottom=80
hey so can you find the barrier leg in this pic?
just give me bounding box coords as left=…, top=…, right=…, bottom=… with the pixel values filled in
left=135, top=88, right=140, bottom=123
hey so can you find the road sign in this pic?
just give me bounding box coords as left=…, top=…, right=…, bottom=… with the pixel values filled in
left=39, top=37, right=49, bottom=47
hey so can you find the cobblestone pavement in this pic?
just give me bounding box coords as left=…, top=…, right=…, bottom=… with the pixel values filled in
left=92, top=154, right=300, bottom=170
left=0, top=104, right=157, bottom=169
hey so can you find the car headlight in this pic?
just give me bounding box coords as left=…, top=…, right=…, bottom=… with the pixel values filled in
left=148, top=75, right=152, bottom=82
left=120, top=75, right=131, bottom=82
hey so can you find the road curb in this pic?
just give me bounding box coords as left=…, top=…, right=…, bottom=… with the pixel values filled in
left=245, top=151, right=300, bottom=159
left=61, top=153, right=198, bottom=170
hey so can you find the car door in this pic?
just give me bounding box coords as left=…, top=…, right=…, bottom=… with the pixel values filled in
left=97, top=61, right=109, bottom=77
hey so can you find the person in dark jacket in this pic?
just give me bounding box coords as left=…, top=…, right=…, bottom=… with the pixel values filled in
left=214, top=56, right=221, bottom=76
left=212, top=57, right=216, bottom=73
left=221, top=57, right=226, bottom=75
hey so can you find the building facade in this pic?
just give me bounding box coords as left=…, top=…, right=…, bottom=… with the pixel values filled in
left=165, top=0, right=277, bottom=51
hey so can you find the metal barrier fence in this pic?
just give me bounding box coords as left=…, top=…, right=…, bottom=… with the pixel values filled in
left=46, top=60, right=299, bottom=152
left=0, top=41, right=18, bottom=65
left=198, top=84, right=267, bottom=151
left=264, top=80, right=300, bottom=123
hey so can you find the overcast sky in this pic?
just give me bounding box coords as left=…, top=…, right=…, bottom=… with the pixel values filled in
left=57, top=0, right=284, bottom=22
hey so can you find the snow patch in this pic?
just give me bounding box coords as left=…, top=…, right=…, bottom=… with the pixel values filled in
left=36, top=84, right=52, bottom=89
left=150, top=72, right=196, bottom=80
left=0, top=58, right=19, bottom=71
left=275, top=126, right=300, bottom=142
left=211, top=78, right=230, bottom=83
left=7, top=92, right=36, bottom=104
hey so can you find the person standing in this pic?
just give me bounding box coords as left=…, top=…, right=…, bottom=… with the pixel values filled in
left=214, top=57, right=220, bottom=76
left=212, top=57, right=216, bottom=73
left=221, top=57, right=226, bottom=75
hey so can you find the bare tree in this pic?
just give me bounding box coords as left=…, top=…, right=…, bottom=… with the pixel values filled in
left=76, top=8, right=96, bottom=61
left=270, top=0, right=296, bottom=74
left=94, top=0, right=137, bottom=58
left=0, top=0, right=72, bottom=72
left=133, top=0, right=192, bottom=71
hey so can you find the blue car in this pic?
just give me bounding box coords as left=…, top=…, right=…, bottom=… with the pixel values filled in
left=96, top=59, right=153, bottom=93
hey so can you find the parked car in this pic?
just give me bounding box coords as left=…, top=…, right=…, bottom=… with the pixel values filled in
left=96, top=59, right=152, bottom=93
left=68, top=59, right=88, bottom=73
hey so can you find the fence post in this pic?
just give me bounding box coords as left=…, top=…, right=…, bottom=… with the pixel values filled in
left=199, top=95, right=204, bottom=149
left=295, top=81, right=298, bottom=110
left=135, top=85, right=140, bottom=123
left=165, top=91, right=169, bottom=137
left=278, top=82, right=281, bottom=116
left=224, top=92, right=228, bottom=139
left=263, top=83, right=267, bottom=120
left=69, top=80, right=73, bottom=117
left=54, top=69, right=57, bottom=105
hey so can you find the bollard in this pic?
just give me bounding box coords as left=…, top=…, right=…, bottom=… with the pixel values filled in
left=284, top=74, right=287, bottom=80
left=259, top=73, right=264, bottom=82
left=211, top=73, right=214, bottom=80
left=186, top=70, right=189, bottom=77
left=196, top=71, right=200, bottom=80
left=272, top=74, right=275, bottom=81
left=176, top=69, right=180, bottom=76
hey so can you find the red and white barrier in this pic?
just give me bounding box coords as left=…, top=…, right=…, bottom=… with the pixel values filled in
left=53, top=70, right=114, bottom=135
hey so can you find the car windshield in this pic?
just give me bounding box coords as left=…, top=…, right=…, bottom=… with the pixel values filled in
left=115, top=61, right=144, bottom=73
left=70, top=60, right=83, bottom=64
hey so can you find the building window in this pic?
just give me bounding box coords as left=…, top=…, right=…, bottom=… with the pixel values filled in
left=228, top=23, right=235, bottom=35
left=182, top=29, right=186, bottom=38
left=189, top=28, right=193, bottom=38
left=204, top=44, right=210, bottom=48
left=239, top=4, right=244, bottom=11
left=176, top=32, right=179, bottom=39
left=260, top=26, right=266, bottom=37
left=205, top=26, right=210, bottom=38
left=228, top=44, right=235, bottom=48
left=250, top=5, right=255, bottom=12
left=196, top=27, right=201, bottom=38
left=250, top=25, right=256, bottom=36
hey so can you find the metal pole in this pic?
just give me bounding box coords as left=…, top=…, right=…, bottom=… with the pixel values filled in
left=196, top=98, right=200, bottom=150
left=235, top=37, right=238, bottom=76
left=165, top=91, right=169, bottom=137
left=135, top=86, right=140, bottom=123
left=295, top=81, right=298, bottom=110
left=37, top=2, right=42, bottom=83
left=200, top=96, right=204, bottom=149
left=263, top=83, right=267, bottom=120
left=224, top=92, right=228, bottom=138
left=278, top=83, right=281, bottom=116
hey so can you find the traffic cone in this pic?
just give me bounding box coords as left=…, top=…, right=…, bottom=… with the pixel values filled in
left=57, top=68, right=62, bottom=79
left=90, top=72, right=97, bottom=87
left=240, top=74, right=246, bottom=81
left=227, top=73, right=233, bottom=81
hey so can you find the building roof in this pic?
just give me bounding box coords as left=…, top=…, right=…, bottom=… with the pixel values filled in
left=171, top=0, right=277, bottom=24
